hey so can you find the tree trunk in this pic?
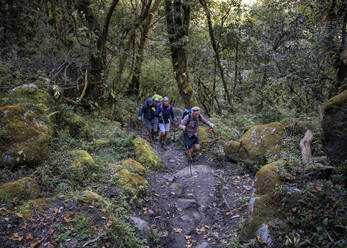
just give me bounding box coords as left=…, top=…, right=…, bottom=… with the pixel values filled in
left=75, top=0, right=119, bottom=101
left=165, top=0, right=198, bottom=108
left=112, top=0, right=152, bottom=96
left=300, top=130, right=313, bottom=165
left=199, top=0, right=233, bottom=110
left=128, top=0, right=161, bottom=96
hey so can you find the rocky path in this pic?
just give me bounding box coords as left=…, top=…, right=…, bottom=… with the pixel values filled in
left=141, top=138, right=254, bottom=248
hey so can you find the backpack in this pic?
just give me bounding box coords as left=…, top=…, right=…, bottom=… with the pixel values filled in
left=157, top=103, right=173, bottom=122
left=181, top=109, right=201, bottom=133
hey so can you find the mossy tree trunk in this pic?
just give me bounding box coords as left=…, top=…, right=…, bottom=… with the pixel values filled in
left=75, top=0, right=119, bottom=102
left=165, top=0, right=198, bottom=108
left=128, top=0, right=161, bottom=96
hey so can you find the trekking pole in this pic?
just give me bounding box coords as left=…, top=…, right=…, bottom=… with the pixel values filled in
left=173, top=120, right=176, bottom=142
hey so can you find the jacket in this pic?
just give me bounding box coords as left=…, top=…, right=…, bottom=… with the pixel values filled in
left=138, top=98, right=156, bottom=120
left=155, top=103, right=175, bottom=124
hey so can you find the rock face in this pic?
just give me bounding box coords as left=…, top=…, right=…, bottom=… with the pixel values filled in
left=0, top=177, right=40, bottom=202
left=0, top=104, right=51, bottom=166
left=133, top=137, right=165, bottom=170
left=224, top=122, right=285, bottom=171
left=241, top=160, right=285, bottom=245
left=115, top=168, right=148, bottom=195
left=322, top=89, right=347, bottom=162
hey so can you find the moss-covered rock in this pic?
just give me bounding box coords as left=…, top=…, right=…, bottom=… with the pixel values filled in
left=223, top=141, right=241, bottom=161
left=241, top=160, right=285, bottom=241
left=322, top=89, right=347, bottom=162
left=19, top=198, right=52, bottom=219
left=91, top=139, right=110, bottom=150
left=63, top=111, right=91, bottom=139
left=133, top=137, right=165, bottom=170
left=69, top=150, right=96, bottom=181
left=79, top=190, right=108, bottom=206
left=8, top=86, right=53, bottom=117
left=0, top=104, right=51, bottom=166
left=224, top=122, right=285, bottom=171
left=115, top=169, right=148, bottom=195
left=121, top=159, right=146, bottom=176
left=0, top=177, right=40, bottom=203
left=254, top=160, right=284, bottom=195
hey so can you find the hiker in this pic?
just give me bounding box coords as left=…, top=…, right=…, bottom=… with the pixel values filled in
left=179, top=106, right=214, bottom=161
left=153, top=97, right=160, bottom=108
left=138, top=97, right=157, bottom=141
left=155, top=96, right=175, bottom=149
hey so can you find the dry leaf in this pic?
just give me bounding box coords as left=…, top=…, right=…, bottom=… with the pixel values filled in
left=101, top=208, right=107, bottom=214
left=225, top=212, right=231, bottom=216
left=104, top=221, right=112, bottom=229
left=8, top=233, right=23, bottom=241
left=174, top=228, right=183, bottom=233
left=49, top=229, right=55, bottom=234
left=22, top=223, right=28, bottom=229
left=0, top=208, right=10, bottom=216
left=212, top=232, right=219, bottom=238
left=187, top=193, right=194, bottom=197
left=47, top=243, right=55, bottom=248
left=196, top=226, right=205, bottom=234
left=16, top=213, right=23, bottom=218
left=26, top=233, right=34, bottom=240
left=53, top=208, right=59, bottom=214
left=30, top=238, right=44, bottom=248
left=185, top=235, right=191, bottom=239
left=163, top=231, right=168, bottom=237
left=63, top=215, right=72, bottom=223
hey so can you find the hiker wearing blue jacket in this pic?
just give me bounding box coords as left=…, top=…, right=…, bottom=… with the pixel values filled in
left=155, top=96, right=175, bottom=149
left=138, top=97, right=158, bottom=141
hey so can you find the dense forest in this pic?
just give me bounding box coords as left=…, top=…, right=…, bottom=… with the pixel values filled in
left=0, top=0, right=346, bottom=247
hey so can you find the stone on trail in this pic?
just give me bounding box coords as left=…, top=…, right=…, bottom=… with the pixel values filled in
left=174, top=164, right=214, bottom=178
left=195, top=242, right=210, bottom=248
left=129, top=216, right=152, bottom=239
left=322, top=89, right=347, bottom=163
left=169, top=182, right=183, bottom=195
left=176, top=198, right=197, bottom=210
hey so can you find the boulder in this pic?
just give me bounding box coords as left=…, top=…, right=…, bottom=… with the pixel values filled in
left=62, top=111, right=91, bottom=139
left=121, top=159, right=146, bottom=176
left=133, top=137, right=165, bottom=170
left=241, top=160, right=285, bottom=243
left=0, top=104, right=50, bottom=166
left=0, top=177, right=40, bottom=202
left=115, top=169, right=148, bottom=195
left=322, top=89, right=347, bottom=162
left=69, top=150, right=96, bottom=181
left=224, top=122, right=285, bottom=171
left=129, top=216, right=152, bottom=239
left=19, top=198, right=52, bottom=219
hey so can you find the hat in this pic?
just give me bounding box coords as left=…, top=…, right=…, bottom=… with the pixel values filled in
left=154, top=97, right=159, bottom=101
left=163, top=96, right=169, bottom=102
left=191, top=106, right=200, bottom=112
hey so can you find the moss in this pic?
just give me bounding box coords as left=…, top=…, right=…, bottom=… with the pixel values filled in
left=115, top=169, right=148, bottom=195
left=0, top=177, right=40, bottom=203
left=254, top=160, right=285, bottom=195
left=323, top=89, right=347, bottom=113
left=91, top=139, right=110, bottom=149
left=199, top=126, right=208, bottom=147
left=63, top=111, right=91, bottom=139
left=133, top=137, right=165, bottom=170
left=240, top=122, right=285, bottom=169
left=79, top=190, right=109, bottom=206
left=0, top=104, right=50, bottom=166
left=19, top=198, right=51, bottom=219
left=224, top=140, right=241, bottom=161
left=8, top=86, right=52, bottom=116
left=69, top=150, right=96, bottom=181
left=121, top=159, right=146, bottom=176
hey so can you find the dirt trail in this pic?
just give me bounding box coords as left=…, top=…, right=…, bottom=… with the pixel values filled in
left=142, top=138, right=254, bottom=248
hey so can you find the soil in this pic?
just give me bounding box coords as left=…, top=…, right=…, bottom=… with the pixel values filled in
left=140, top=132, right=254, bottom=248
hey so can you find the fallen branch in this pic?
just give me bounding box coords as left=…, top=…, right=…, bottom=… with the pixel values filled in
left=82, top=233, right=104, bottom=247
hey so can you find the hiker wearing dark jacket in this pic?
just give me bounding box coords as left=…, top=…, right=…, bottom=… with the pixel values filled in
left=155, top=96, right=175, bottom=149
left=179, top=106, right=214, bottom=160
left=138, top=97, right=157, bottom=141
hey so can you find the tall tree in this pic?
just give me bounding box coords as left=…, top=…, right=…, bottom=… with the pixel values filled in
left=75, top=0, right=119, bottom=101
left=199, top=0, right=233, bottom=110
left=165, top=0, right=198, bottom=108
